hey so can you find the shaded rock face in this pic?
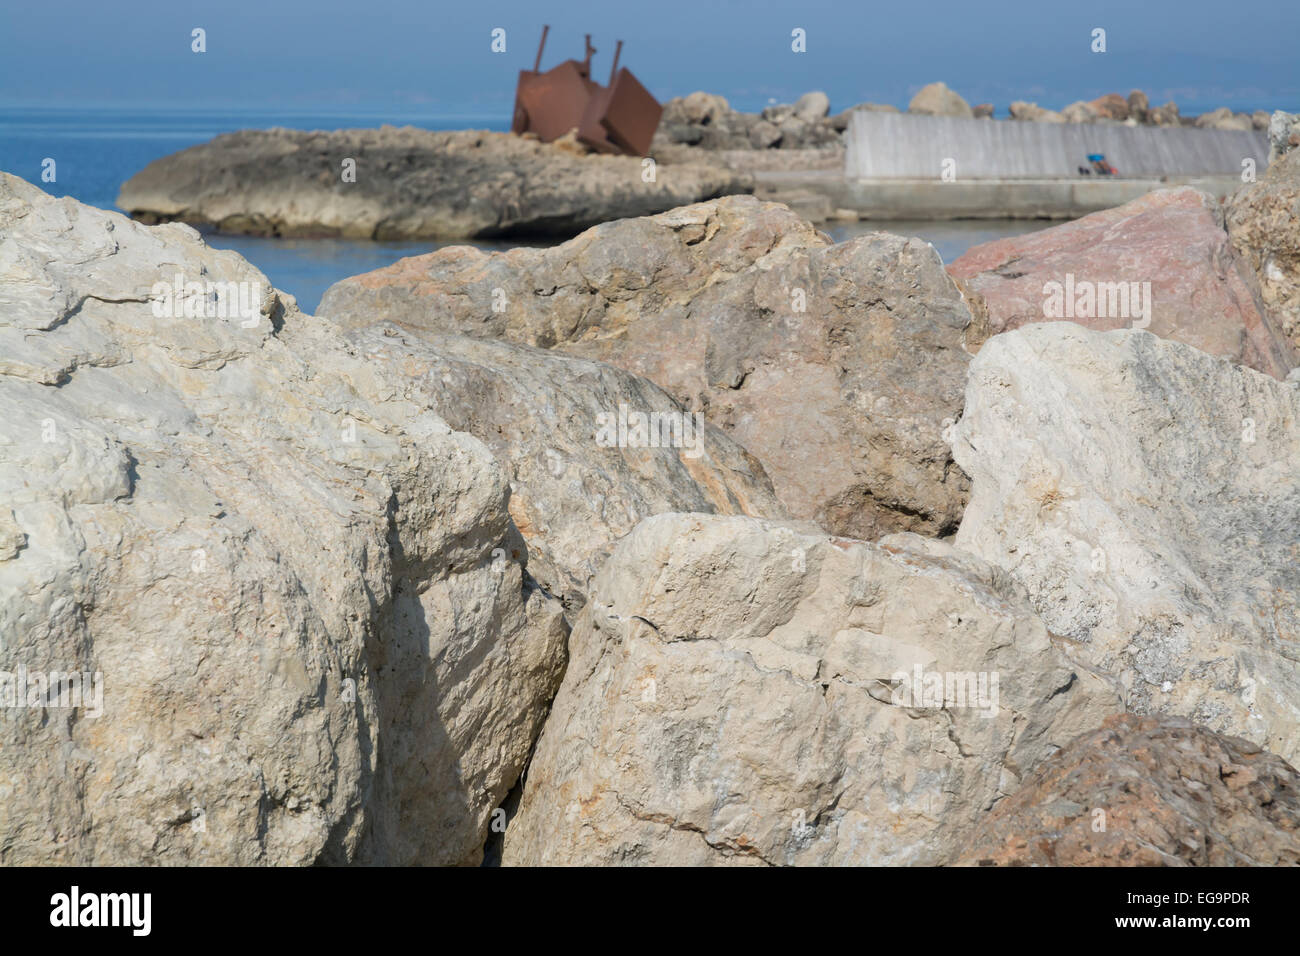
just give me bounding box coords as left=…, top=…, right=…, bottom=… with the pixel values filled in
left=947, top=187, right=1297, bottom=380
left=953, top=324, right=1300, bottom=765
left=955, top=714, right=1300, bottom=866
left=0, top=173, right=568, bottom=865
left=117, top=127, right=753, bottom=240
left=1227, top=148, right=1300, bottom=353
left=499, top=514, right=1121, bottom=866
left=907, top=81, right=973, bottom=118
left=654, top=91, right=843, bottom=151
left=341, top=327, right=786, bottom=610
left=319, top=196, right=978, bottom=541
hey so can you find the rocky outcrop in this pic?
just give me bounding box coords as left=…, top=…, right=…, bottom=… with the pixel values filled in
left=1009, top=101, right=1065, bottom=123
left=1148, top=101, right=1182, bottom=126
left=1228, top=148, right=1300, bottom=353
left=907, top=82, right=973, bottom=118
left=1087, top=93, right=1129, bottom=121
left=1127, top=90, right=1150, bottom=123
left=829, top=102, right=900, bottom=131
left=952, top=323, right=1300, bottom=765
left=1008, top=92, right=1195, bottom=127
left=340, top=326, right=785, bottom=610
left=117, top=127, right=753, bottom=240
left=0, top=172, right=569, bottom=865
left=1060, top=101, right=1101, bottom=124
left=653, top=92, right=843, bottom=151
left=793, top=91, right=831, bottom=121
left=1195, top=106, right=1255, bottom=132
left=947, top=186, right=1297, bottom=380
left=1266, top=110, right=1300, bottom=162
left=318, top=195, right=978, bottom=541
left=955, top=714, right=1300, bottom=866
left=499, top=514, right=1120, bottom=866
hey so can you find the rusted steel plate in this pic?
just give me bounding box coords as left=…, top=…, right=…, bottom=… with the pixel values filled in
left=512, top=28, right=661, bottom=156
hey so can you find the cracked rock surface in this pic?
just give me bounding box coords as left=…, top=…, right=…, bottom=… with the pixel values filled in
left=0, top=172, right=568, bottom=865
left=500, top=513, right=1120, bottom=865
left=954, top=713, right=1300, bottom=866
left=340, top=326, right=786, bottom=611
left=953, top=323, right=1300, bottom=765
left=320, top=195, right=978, bottom=541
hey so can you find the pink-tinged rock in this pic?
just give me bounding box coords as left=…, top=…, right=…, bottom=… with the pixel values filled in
left=947, top=187, right=1298, bottom=379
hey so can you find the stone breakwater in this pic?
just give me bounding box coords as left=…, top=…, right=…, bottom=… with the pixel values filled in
left=654, top=85, right=1294, bottom=155
left=4, top=149, right=1300, bottom=865
left=117, top=126, right=754, bottom=240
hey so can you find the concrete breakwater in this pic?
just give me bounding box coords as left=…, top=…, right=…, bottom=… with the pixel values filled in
left=754, top=169, right=1247, bottom=221
left=751, top=112, right=1265, bottom=220
left=845, top=111, right=1268, bottom=179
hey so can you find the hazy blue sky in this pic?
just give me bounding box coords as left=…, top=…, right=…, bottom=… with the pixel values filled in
left=2, top=0, right=1297, bottom=115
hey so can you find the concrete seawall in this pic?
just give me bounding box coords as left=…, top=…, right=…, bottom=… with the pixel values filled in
left=755, top=171, right=1248, bottom=220
left=748, top=112, right=1264, bottom=220
left=845, top=111, right=1268, bottom=179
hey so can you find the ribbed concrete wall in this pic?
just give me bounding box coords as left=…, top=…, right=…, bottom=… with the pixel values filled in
left=845, top=112, right=1268, bottom=179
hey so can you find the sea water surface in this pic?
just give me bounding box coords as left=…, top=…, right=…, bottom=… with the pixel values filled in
left=1, top=107, right=1050, bottom=312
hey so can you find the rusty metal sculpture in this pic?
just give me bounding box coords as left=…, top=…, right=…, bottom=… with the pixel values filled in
left=511, top=26, right=662, bottom=156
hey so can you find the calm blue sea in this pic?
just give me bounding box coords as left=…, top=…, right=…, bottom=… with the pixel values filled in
left=0, top=106, right=1046, bottom=311
left=0, top=107, right=530, bottom=312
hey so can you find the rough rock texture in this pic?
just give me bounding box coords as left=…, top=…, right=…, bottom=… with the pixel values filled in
left=1228, top=148, right=1300, bottom=353
left=654, top=92, right=843, bottom=152
left=340, top=326, right=785, bottom=610
left=318, top=195, right=978, bottom=540
left=953, top=324, right=1300, bottom=765
left=955, top=714, right=1300, bottom=866
left=117, top=127, right=753, bottom=240
left=0, top=173, right=568, bottom=865
left=908, top=82, right=973, bottom=118
left=948, top=186, right=1297, bottom=379
left=499, top=513, right=1121, bottom=866
left=1266, top=110, right=1300, bottom=163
